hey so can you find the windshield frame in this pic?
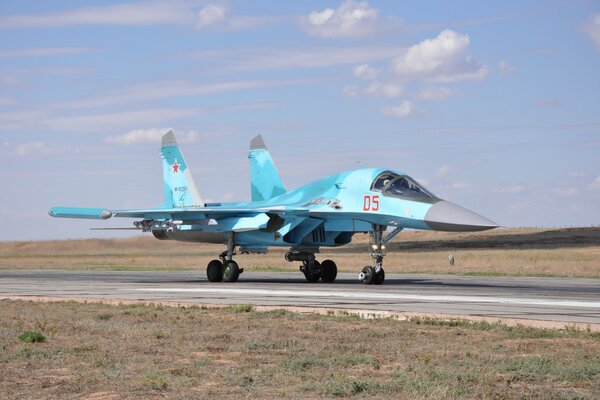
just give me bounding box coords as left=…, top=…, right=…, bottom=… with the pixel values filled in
left=371, top=171, right=438, bottom=203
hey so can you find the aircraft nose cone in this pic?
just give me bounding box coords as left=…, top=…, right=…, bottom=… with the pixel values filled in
left=424, top=200, right=498, bottom=232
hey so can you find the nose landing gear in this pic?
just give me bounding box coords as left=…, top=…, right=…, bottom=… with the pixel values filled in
left=359, top=224, right=399, bottom=285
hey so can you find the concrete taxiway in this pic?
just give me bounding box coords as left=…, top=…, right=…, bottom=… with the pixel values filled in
left=1, top=270, right=599, bottom=327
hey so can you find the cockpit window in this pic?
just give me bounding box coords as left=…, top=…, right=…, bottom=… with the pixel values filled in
left=386, top=176, right=435, bottom=199
left=371, top=172, right=398, bottom=191
left=371, top=171, right=437, bottom=202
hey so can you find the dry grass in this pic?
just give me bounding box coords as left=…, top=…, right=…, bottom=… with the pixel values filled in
left=1, top=228, right=599, bottom=278
left=1, top=299, right=599, bottom=399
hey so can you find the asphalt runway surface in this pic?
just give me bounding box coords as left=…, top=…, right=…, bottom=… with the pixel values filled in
left=1, top=270, right=599, bottom=326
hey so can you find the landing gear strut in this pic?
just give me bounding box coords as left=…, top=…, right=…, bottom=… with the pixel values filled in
left=359, top=225, right=387, bottom=285
left=206, top=233, right=243, bottom=282
left=285, top=251, right=337, bottom=283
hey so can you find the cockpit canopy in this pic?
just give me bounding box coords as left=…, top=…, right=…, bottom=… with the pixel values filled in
left=371, top=171, right=437, bottom=202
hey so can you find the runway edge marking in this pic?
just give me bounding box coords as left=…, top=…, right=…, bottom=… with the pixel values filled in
left=126, top=287, right=600, bottom=309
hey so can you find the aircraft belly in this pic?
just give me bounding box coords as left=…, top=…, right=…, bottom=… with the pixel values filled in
left=323, top=219, right=371, bottom=232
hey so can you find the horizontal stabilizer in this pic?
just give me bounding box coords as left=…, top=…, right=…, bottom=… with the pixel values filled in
left=49, top=207, right=112, bottom=219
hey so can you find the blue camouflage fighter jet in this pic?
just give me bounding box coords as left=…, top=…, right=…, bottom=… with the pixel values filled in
left=50, top=131, right=498, bottom=285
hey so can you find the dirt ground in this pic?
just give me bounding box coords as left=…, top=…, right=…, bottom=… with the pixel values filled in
left=1, top=299, right=599, bottom=399
left=1, top=227, right=599, bottom=278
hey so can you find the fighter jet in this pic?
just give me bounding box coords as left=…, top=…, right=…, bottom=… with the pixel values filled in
left=50, top=132, right=497, bottom=285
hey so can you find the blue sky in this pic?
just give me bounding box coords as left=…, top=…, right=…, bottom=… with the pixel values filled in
left=1, top=0, right=599, bottom=241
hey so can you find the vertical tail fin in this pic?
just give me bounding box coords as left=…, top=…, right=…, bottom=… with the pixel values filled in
left=249, top=135, right=286, bottom=202
left=161, top=131, right=203, bottom=208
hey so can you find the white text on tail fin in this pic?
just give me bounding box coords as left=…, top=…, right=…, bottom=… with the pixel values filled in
left=160, top=131, right=203, bottom=208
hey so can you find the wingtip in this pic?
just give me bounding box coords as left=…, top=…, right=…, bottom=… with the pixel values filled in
left=161, top=130, right=177, bottom=146
left=250, top=134, right=267, bottom=150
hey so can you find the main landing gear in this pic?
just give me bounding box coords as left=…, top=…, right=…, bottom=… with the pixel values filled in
left=285, top=252, right=338, bottom=283
left=206, top=234, right=244, bottom=283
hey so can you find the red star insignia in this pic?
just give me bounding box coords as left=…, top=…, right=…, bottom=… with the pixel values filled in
left=172, top=161, right=180, bottom=174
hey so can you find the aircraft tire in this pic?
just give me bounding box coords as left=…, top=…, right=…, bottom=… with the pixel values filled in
left=223, top=261, right=240, bottom=282
left=373, top=268, right=385, bottom=285
left=320, top=259, right=337, bottom=283
left=304, top=260, right=321, bottom=283
left=360, top=266, right=376, bottom=285
left=207, top=259, right=224, bottom=282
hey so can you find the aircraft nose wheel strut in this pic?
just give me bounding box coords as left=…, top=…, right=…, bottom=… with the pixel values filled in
left=360, top=224, right=387, bottom=285
left=206, top=233, right=243, bottom=283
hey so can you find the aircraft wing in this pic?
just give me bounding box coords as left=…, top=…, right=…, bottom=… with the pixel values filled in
left=49, top=206, right=391, bottom=221
left=49, top=205, right=311, bottom=222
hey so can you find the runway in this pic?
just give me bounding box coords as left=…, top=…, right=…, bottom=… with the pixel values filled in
left=1, top=270, right=600, bottom=327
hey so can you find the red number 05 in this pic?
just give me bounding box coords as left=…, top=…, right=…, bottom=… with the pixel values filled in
left=363, top=195, right=379, bottom=211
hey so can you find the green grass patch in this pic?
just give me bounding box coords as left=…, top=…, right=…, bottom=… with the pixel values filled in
left=227, top=304, right=253, bottom=313
left=251, top=308, right=296, bottom=318
left=95, top=312, right=113, bottom=320
left=409, top=316, right=600, bottom=340
left=18, top=330, right=46, bottom=343
left=143, top=369, right=168, bottom=391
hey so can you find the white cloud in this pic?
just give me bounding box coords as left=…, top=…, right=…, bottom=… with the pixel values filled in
left=392, top=29, right=488, bottom=82
left=301, top=0, right=379, bottom=39
left=14, top=141, right=53, bottom=157
left=381, top=101, right=415, bottom=118
left=217, top=102, right=277, bottom=112
left=0, top=1, right=194, bottom=29
left=366, top=81, right=403, bottom=98
left=590, top=176, right=600, bottom=190
left=352, top=63, right=378, bottom=79
left=342, top=85, right=359, bottom=97
left=553, top=187, right=578, bottom=197
left=0, top=1, right=275, bottom=31
left=0, top=109, right=49, bottom=131
left=0, top=48, right=94, bottom=58
left=345, top=30, right=487, bottom=115
left=51, top=79, right=293, bottom=111
left=106, top=128, right=203, bottom=145
left=416, top=86, right=452, bottom=100
left=196, top=4, right=227, bottom=30
left=0, top=75, right=22, bottom=85
left=45, top=108, right=201, bottom=133
left=226, top=15, right=279, bottom=30
left=435, top=165, right=451, bottom=178
left=499, top=59, right=516, bottom=75
left=583, top=13, right=600, bottom=52
left=0, top=76, right=289, bottom=132
left=452, top=182, right=471, bottom=189
left=186, top=46, right=403, bottom=71
left=492, top=185, right=526, bottom=194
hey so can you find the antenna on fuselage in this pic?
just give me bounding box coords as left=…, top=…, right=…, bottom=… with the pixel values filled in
left=356, top=161, right=366, bottom=169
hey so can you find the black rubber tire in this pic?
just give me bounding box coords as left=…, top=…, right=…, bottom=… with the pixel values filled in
left=223, top=260, right=240, bottom=282
left=360, top=266, right=376, bottom=285
left=304, top=260, right=321, bottom=283
left=373, top=268, right=385, bottom=285
left=206, top=259, right=223, bottom=282
left=320, top=259, right=337, bottom=283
